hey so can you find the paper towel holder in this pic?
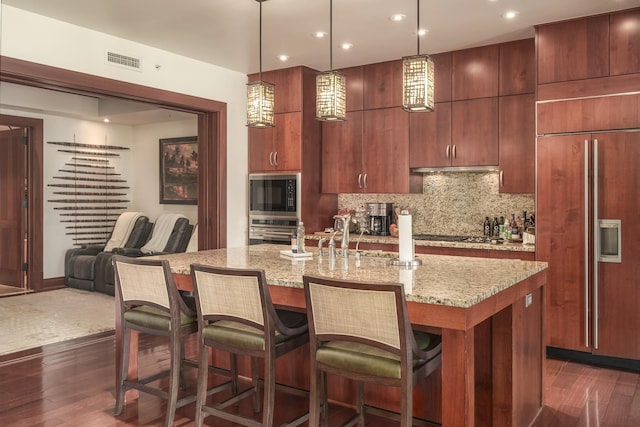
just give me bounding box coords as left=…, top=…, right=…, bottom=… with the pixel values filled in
left=390, top=258, right=422, bottom=267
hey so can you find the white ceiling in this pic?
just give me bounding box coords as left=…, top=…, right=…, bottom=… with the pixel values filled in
left=5, top=0, right=639, bottom=75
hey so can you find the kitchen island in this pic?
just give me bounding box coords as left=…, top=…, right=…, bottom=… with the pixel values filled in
left=124, top=244, right=547, bottom=426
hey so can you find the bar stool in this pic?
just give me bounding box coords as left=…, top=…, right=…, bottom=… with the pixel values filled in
left=112, top=256, right=198, bottom=427
left=302, top=275, right=442, bottom=427
left=190, top=264, right=310, bottom=427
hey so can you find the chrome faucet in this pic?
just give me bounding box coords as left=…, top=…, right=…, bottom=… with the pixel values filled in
left=340, top=213, right=352, bottom=258
left=328, top=231, right=338, bottom=260
left=317, top=237, right=327, bottom=256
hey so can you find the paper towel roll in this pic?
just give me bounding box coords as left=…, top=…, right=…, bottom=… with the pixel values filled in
left=398, top=211, right=414, bottom=262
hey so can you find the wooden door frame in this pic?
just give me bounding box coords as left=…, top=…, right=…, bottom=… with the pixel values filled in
left=1, top=56, right=227, bottom=290
left=0, top=120, right=42, bottom=289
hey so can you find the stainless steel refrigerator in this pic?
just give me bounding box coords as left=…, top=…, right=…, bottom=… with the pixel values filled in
left=537, top=131, right=640, bottom=361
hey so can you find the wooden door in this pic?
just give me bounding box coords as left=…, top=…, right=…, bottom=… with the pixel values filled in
left=409, top=102, right=452, bottom=168
left=451, top=98, right=499, bottom=167
left=362, top=108, right=410, bottom=193
left=499, top=94, right=535, bottom=193
left=537, top=135, right=588, bottom=351
left=321, top=111, right=363, bottom=193
left=0, top=128, right=25, bottom=287
left=609, top=9, right=640, bottom=76
left=594, top=131, right=640, bottom=359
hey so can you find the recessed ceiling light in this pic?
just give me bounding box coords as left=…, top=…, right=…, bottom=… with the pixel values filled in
left=417, top=28, right=429, bottom=36
left=312, top=31, right=328, bottom=39
left=277, top=54, right=290, bottom=61
left=389, top=14, right=406, bottom=22
left=103, top=118, right=110, bottom=123
left=341, top=43, right=353, bottom=50
left=502, top=10, right=519, bottom=19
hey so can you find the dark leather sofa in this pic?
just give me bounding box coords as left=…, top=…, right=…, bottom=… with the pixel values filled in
left=93, top=218, right=193, bottom=295
left=64, top=215, right=152, bottom=292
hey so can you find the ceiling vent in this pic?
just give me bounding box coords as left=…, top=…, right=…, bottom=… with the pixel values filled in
left=105, top=51, right=142, bottom=71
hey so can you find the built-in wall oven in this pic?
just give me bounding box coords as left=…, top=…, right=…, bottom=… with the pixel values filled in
left=248, top=173, right=300, bottom=245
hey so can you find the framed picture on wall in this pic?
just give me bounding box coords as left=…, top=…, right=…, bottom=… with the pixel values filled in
left=159, top=136, right=198, bottom=205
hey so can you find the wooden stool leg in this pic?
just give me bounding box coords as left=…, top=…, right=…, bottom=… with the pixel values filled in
left=164, top=330, right=181, bottom=427
left=194, top=341, right=209, bottom=427
left=114, top=327, right=131, bottom=416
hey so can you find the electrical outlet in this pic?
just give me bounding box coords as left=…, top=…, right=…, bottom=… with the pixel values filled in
left=525, top=293, right=533, bottom=308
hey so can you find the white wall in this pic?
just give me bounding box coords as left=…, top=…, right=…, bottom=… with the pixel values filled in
left=130, top=119, right=198, bottom=223
left=1, top=5, right=249, bottom=279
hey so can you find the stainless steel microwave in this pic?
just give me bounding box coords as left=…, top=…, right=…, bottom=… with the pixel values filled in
left=249, top=173, right=300, bottom=217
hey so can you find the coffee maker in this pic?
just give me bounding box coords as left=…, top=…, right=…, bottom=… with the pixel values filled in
left=367, top=203, right=393, bottom=236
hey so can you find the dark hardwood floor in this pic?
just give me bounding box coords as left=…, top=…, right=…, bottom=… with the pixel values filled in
left=0, top=334, right=638, bottom=426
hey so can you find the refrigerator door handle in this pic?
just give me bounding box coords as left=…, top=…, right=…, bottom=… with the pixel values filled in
left=593, top=138, right=599, bottom=350
left=584, top=139, right=590, bottom=349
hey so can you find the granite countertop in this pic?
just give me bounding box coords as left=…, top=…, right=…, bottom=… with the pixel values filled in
left=154, top=244, right=547, bottom=309
left=306, top=232, right=535, bottom=253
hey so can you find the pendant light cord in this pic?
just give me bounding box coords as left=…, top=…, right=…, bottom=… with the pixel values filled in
left=329, top=0, right=333, bottom=71
left=416, top=0, right=420, bottom=55
left=259, top=0, right=263, bottom=81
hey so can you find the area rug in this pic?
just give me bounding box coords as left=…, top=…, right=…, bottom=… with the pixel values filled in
left=0, top=288, right=115, bottom=356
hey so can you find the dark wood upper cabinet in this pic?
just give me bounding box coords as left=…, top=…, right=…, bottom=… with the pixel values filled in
left=321, top=111, right=364, bottom=193
left=248, top=112, right=302, bottom=173
left=536, top=15, right=610, bottom=84
left=610, top=8, right=640, bottom=76
left=247, top=66, right=304, bottom=113
left=499, top=94, right=534, bottom=194
left=409, top=103, right=452, bottom=168
left=451, top=98, right=499, bottom=167
left=499, top=39, right=535, bottom=95
left=363, top=60, right=403, bottom=109
left=431, top=52, right=452, bottom=103
left=452, top=45, right=499, bottom=100
left=338, top=65, right=364, bottom=111
left=362, top=108, right=415, bottom=193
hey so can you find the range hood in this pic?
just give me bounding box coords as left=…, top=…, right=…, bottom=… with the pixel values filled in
left=411, top=165, right=499, bottom=173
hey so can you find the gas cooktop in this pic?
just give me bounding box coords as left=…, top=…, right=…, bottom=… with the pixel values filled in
left=412, top=234, right=492, bottom=243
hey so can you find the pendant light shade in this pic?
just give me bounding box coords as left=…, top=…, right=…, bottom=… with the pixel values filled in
left=247, top=80, right=275, bottom=127
left=316, top=0, right=346, bottom=121
left=402, top=0, right=435, bottom=112
left=247, top=0, right=275, bottom=127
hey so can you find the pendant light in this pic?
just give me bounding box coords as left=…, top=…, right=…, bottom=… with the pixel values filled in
left=247, top=0, right=275, bottom=127
left=402, top=0, right=435, bottom=112
left=316, top=0, right=346, bottom=121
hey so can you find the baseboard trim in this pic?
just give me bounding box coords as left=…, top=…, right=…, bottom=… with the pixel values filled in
left=547, top=347, right=640, bottom=373
left=38, top=276, right=65, bottom=291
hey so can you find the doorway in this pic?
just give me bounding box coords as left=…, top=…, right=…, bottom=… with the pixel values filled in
left=1, top=56, right=227, bottom=291
left=0, top=126, right=28, bottom=295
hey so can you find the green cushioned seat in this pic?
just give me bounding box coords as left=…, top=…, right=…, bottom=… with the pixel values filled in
left=202, top=310, right=307, bottom=352
left=124, top=305, right=196, bottom=331
left=317, top=330, right=436, bottom=380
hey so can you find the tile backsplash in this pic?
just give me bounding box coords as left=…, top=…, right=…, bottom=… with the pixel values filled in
left=338, top=172, right=535, bottom=236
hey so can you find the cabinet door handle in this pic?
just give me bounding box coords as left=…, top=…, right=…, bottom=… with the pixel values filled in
left=363, top=174, right=368, bottom=189
left=499, top=170, right=504, bottom=187
left=269, top=151, right=274, bottom=166
left=452, top=145, right=457, bottom=159
left=445, top=145, right=450, bottom=160
left=592, top=138, right=599, bottom=350
left=358, top=174, right=362, bottom=188
left=583, top=139, right=590, bottom=349
left=273, top=151, right=278, bottom=166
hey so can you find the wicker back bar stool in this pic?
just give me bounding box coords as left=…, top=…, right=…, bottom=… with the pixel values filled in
left=112, top=256, right=198, bottom=427
left=190, top=264, right=310, bottom=427
left=302, top=275, right=442, bottom=427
